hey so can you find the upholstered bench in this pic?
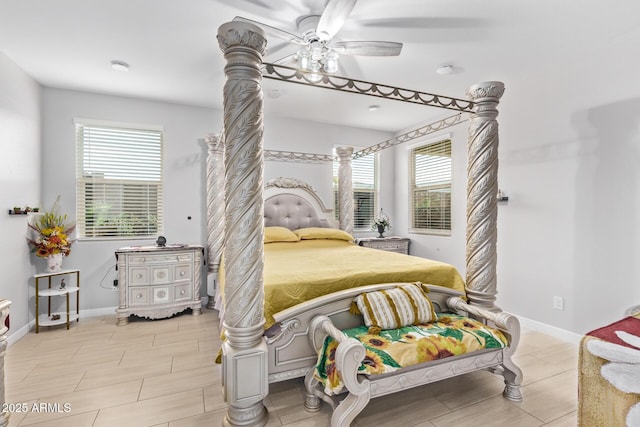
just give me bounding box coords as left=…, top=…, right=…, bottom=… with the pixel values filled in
left=303, top=283, right=523, bottom=427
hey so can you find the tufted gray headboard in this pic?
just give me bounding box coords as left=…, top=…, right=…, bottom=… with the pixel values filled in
left=264, top=193, right=330, bottom=230
left=263, top=177, right=339, bottom=231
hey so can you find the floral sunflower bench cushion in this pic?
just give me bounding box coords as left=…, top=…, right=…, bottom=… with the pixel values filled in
left=314, top=313, right=508, bottom=395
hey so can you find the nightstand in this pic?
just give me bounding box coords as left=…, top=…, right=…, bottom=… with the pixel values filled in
left=358, top=236, right=411, bottom=255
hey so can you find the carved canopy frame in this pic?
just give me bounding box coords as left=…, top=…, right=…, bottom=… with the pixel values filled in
left=214, top=20, right=504, bottom=427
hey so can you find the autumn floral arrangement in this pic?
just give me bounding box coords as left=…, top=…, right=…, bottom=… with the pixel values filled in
left=27, top=197, right=76, bottom=258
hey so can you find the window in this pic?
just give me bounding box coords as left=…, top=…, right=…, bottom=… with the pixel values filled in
left=75, top=120, right=163, bottom=239
left=409, top=139, right=452, bottom=235
left=333, top=149, right=377, bottom=231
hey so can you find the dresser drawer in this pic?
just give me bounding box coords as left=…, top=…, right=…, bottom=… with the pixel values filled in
left=151, top=267, right=171, bottom=284
left=129, top=252, right=194, bottom=265
left=174, top=264, right=192, bottom=282
left=176, top=253, right=193, bottom=262
left=384, top=247, right=409, bottom=254
left=152, top=286, right=171, bottom=304
left=129, top=267, right=149, bottom=286
left=375, top=242, right=408, bottom=251
left=129, top=287, right=149, bottom=305
left=174, top=283, right=192, bottom=301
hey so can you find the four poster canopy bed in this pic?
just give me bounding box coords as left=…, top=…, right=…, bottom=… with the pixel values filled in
left=211, top=20, right=519, bottom=427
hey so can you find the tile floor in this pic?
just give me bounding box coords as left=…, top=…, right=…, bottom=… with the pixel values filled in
left=4, top=309, right=578, bottom=426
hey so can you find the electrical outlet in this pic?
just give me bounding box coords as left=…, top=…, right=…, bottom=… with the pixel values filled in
left=553, top=296, right=564, bottom=311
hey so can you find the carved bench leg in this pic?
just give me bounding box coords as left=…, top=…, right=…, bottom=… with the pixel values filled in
left=332, top=338, right=370, bottom=426
left=332, top=391, right=371, bottom=427
left=501, top=357, right=523, bottom=402
left=304, top=369, right=322, bottom=412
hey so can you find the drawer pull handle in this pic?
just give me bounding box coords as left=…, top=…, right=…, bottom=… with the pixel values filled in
left=180, top=271, right=185, bottom=276
left=156, top=271, right=167, bottom=279
left=136, top=274, right=143, bottom=279
left=136, top=293, right=143, bottom=299
left=180, top=290, right=186, bottom=295
left=157, top=290, right=167, bottom=298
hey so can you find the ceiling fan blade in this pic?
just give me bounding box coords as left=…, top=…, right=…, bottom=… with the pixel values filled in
left=233, top=16, right=306, bottom=46
left=316, top=0, right=357, bottom=41
left=359, top=17, right=489, bottom=30
left=333, top=41, right=403, bottom=56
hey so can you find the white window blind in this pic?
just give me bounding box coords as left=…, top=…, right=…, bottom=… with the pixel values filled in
left=75, top=121, right=163, bottom=239
left=409, top=139, right=452, bottom=234
left=333, top=150, right=377, bottom=231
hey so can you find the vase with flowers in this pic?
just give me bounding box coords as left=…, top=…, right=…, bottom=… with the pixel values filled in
left=27, top=197, right=75, bottom=272
left=372, top=208, right=391, bottom=238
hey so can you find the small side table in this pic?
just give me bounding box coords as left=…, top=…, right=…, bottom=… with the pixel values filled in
left=358, top=236, right=411, bottom=255
left=34, top=269, right=80, bottom=333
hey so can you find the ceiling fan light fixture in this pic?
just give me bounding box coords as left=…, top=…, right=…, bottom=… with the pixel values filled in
left=306, top=62, right=323, bottom=83
left=296, top=43, right=338, bottom=75
left=310, top=42, right=323, bottom=60
left=297, top=49, right=311, bottom=71
left=323, top=51, right=339, bottom=74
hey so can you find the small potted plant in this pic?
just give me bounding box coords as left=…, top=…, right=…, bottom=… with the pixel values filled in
left=372, top=208, right=391, bottom=238
left=13, top=206, right=22, bottom=214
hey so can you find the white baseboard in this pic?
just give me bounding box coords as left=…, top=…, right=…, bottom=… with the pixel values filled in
left=7, top=323, right=30, bottom=347
left=517, top=315, right=583, bottom=346
left=7, top=306, right=118, bottom=348
left=81, top=306, right=118, bottom=318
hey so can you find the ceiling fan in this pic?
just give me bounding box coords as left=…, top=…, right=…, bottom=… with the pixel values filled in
left=233, top=0, right=403, bottom=76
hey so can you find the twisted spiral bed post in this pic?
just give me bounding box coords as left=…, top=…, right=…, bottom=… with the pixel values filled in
left=205, top=132, right=224, bottom=309
left=217, top=21, right=269, bottom=427
left=337, top=146, right=354, bottom=235
left=465, top=82, right=505, bottom=312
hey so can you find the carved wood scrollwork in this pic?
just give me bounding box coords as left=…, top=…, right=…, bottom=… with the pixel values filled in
left=265, top=318, right=301, bottom=345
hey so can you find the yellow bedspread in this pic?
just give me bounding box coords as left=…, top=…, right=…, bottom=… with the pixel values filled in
left=221, top=239, right=465, bottom=329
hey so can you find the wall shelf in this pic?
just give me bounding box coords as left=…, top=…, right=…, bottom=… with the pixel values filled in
left=8, top=210, right=39, bottom=215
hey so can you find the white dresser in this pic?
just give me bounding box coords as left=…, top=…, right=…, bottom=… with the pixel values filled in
left=115, top=245, right=203, bottom=325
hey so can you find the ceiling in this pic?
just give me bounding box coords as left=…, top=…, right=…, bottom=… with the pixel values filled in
left=1, top=0, right=638, bottom=132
